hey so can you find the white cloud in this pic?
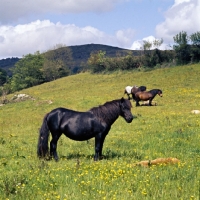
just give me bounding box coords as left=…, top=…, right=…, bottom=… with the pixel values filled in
left=125, top=0, right=200, bottom=51
left=0, top=20, right=134, bottom=58
left=131, top=40, right=143, bottom=50
left=0, top=0, right=125, bottom=24
left=1, top=0, right=199, bottom=59
left=116, top=29, right=136, bottom=48
left=131, top=36, right=169, bottom=50
left=156, top=0, right=200, bottom=43
left=173, top=0, right=191, bottom=6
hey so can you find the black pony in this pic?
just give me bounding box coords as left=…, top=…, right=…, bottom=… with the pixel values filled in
left=134, top=89, right=163, bottom=106
left=37, top=98, right=133, bottom=161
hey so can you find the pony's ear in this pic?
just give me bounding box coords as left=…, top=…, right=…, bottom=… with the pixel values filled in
left=121, top=97, right=127, bottom=106
left=120, top=97, right=125, bottom=108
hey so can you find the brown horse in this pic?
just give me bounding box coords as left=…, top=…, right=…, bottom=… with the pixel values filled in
left=131, top=86, right=147, bottom=101
left=134, top=89, right=163, bottom=106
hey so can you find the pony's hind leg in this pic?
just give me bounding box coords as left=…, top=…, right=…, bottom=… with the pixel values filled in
left=132, top=94, right=136, bottom=101
left=50, top=132, right=62, bottom=161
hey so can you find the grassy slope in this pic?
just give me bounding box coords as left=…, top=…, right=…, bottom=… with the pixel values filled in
left=0, top=64, right=200, bottom=199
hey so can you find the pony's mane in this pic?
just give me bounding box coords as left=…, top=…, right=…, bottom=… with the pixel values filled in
left=89, top=99, right=124, bottom=124
left=150, top=89, right=162, bottom=93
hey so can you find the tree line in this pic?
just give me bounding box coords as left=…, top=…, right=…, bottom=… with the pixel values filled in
left=0, top=31, right=200, bottom=96
left=88, top=31, right=200, bottom=73
left=0, top=46, right=73, bottom=95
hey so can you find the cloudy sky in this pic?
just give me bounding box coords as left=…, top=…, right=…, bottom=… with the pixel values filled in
left=0, top=0, right=200, bottom=59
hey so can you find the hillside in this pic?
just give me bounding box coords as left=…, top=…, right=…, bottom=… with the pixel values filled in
left=69, top=44, right=140, bottom=69
left=0, top=57, right=20, bottom=76
left=1, top=64, right=200, bottom=199
left=0, top=44, right=140, bottom=75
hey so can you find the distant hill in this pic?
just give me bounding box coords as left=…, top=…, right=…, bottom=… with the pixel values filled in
left=69, top=44, right=140, bottom=68
left=0, top=57, right=20, bottom=76
left=0, top=44, right=140, bottom=76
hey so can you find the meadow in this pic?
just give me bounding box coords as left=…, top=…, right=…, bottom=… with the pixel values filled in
left=0, top=64, right=200, bottom=199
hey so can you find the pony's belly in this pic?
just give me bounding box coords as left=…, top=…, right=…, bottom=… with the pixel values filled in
left=61, top=113, right=106, bottom=141
left=63, top=131, right=96, bottom=141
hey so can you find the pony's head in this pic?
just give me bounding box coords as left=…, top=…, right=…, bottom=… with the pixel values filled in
left=119, top=98, right=133, bottom=123
left=131, top=85, right=146, bottom=94
left=158, top=89, right=163, bottom=97
left=138, top=86, right=147, bottom=92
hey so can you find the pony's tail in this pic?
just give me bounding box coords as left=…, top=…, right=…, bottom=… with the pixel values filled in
left=37, top=114, right=50, bottom=158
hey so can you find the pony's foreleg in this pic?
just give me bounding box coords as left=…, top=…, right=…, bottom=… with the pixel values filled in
left=94, top=133, right=107, bottom=161
left=50, top=132, right=62, bottom=161
left=136, top=101, right=140, bottom=107
left=149, top=98, right=153, bottom=106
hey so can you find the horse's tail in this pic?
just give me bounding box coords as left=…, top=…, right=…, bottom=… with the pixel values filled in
left=37, top=113, right=50, bottom=158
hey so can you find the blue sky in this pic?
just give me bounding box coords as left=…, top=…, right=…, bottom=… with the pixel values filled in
left=0, top=0, right=199, bottom=59
left=45, top=1, right=172, bottom=36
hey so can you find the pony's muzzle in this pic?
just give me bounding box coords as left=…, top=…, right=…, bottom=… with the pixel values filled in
left=126, top=115, right=133, bottom=123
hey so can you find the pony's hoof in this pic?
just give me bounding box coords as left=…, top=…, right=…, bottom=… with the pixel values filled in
left=54, top=157, right=59, bottom=162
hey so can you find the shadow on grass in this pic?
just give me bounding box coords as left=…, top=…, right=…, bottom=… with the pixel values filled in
left=60, top=149, right=144, bottom=161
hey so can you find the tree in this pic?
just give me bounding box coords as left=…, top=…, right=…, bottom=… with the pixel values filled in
left=190, top=31, right=200, bottom=62
left=0, top=68, right=7, bottom=86
left=141, top=40, right=153, bottom=67
left=190, top=31, right=200, bottom=45
left=43, top=46, right=72, bottom=80
left=173, top=31, right=189, bottom=46
left=141, top=39, right=164, bottom=68
left=153, top=38, right=163, bottom=49
left=143, top=40, right=152, bottom=53
left=87, top=50, right=106, bottom=73
left=173, top=31, right=191, bottom=64
left=10, top=52, right=44, bottom=92
left=122, top=55, right=141, bottom=70
left=43, top=59, right=69, bottom=81
left=44, top=46, right=73, bottom=70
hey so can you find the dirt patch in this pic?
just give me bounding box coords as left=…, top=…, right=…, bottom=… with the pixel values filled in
left=134, top=157, right=180, bottom=167
left=10, top=94, right=35, bottom=102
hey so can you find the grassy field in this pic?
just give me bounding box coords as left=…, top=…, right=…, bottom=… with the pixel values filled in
left=0, top=64, right=200, bottom=199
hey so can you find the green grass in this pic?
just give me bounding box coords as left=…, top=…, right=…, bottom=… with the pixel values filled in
left=0, top=64, right=200, bottom=199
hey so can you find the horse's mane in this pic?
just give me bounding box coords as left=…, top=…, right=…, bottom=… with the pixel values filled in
left=89, top=99, right=124, bottom=124
left=149, top=89, right=162, bottom=93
